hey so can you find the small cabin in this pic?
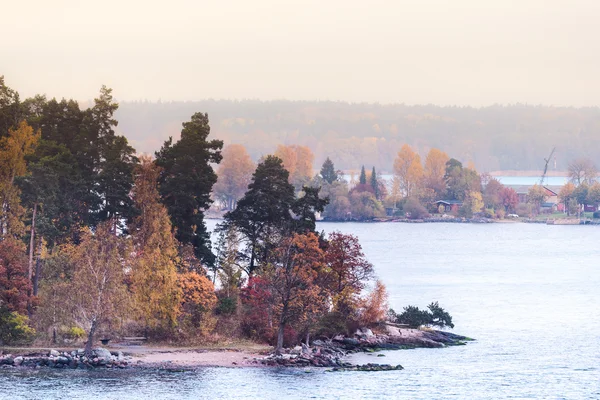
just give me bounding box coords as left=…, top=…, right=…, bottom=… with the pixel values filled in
left=434, top=200, right=463, bottom=212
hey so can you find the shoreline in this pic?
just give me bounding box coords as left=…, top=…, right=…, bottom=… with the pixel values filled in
left=0, top=326, right=473, bottom=371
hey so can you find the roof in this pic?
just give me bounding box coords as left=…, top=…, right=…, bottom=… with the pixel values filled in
left=435, top=200, right=463, bottom=205
left=504, top=184, right=561, bottom=195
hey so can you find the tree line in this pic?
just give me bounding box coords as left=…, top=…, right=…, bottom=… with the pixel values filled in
left=0, top=77, right=389, bottom=354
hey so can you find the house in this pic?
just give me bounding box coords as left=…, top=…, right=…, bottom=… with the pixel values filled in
left=434, top=200, right=463, bottom=212
left=504, top=185, right=562, bottom=209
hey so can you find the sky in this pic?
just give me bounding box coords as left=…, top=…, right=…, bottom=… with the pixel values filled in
left=3, top=0, right=600, bottom=106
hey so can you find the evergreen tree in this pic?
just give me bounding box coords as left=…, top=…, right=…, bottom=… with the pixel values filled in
left=370, top=166, right=379, bottom=199
left=292, top=186, right=329, bottom=233
left=155, top=112, right=223, bottom=266
left=223, top=155, right=295, bottom=275
left=359, top=166, right=367, bottom=185
left=320, top=157, right=337, bottom=184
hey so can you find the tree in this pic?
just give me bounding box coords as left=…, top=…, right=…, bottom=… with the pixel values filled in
left=393, top=144, right=424, bottom=198
left=483, top=178, right=504, bottom=209
left=155, top=112, right=223, bottom=266
left=424, top=148, right=449, bottom=197
left=321, top=181, right=351, bottom=220
left=275, top=144, right=314, bottom=190
left=370, top=167, right=380, bottom=199
left=129, top=157, right=182, bottom=331
left=394, top=302, right=454, bottom=329
left=568, top=158, right=598, bottom=186
left=68, top=221, right=131, bottom=355
left=323, top=232, right=374, bottom=318
left=585, top=182, right=600, bottom=208
left=97, top=135, right=138, bottom=231
left=320, top=157, right=338, bottom=184
left=265, top=232, right=325, bottom=354
left=0, top=238, right=31, bottom=314
left=178, top=271, right=217, bottom=335
left=349, top=191, right=384, bottom=220
left=292, top=186, right=328, bottom=233
left=0, top=76, right=22, bottom=137
left=527, top=184, right=547, bottom=214
left=499, top=187, right=519, bottom=213
left=0, top=121, right=40, bottom=237
left=444, top=159, right=481, bottom=201
left=462, top=191, right=484, bottom=217
left=359, top=280, right=388, bottom=326
left=213, top=144, right=255, bottom=211
left=359, top=166, right=367, bottom=185
left=223, top=155, right=295, bottom=276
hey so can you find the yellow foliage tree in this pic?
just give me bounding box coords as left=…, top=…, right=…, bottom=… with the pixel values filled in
left=424, top=148, right=449, bottom=197
left=393, top=144, right=424, bottom=198
left=178, top=272, right=217, bottom=335
left=130, top=156, right=183, bottom=331
left=0, top=121, right=40, bottom=237
left=275, top=144, right=314, bottom=190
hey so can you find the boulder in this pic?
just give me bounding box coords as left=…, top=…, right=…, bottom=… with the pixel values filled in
left=13, top=356, right=23, bottom=366
left=93, top=348, right=112, bottom=362
left=49, top=349, right=60, bottom=357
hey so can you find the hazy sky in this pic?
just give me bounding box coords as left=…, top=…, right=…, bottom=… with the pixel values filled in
left=3, top=0, right=600, bottom=106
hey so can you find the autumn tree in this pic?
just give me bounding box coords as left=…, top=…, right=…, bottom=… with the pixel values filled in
left=358, top=280, right=388, bottom=326
left=223, top=155, right=295, bottom=275
left=527, top=185, right=547, bottom=215
left=129, top=157, right=182, bottom=331
left=393, top=144, right=424, bottom=198
left=320, top=157, right=338, bottom=184
left=68, top=221, right=131, bottom=355
left=155, top=112, right=223, bottom=265
left=424, top=148, right=449, bottom=197
left=499, top=187, right=519, bottom=213
left=275, top=144, right=314, bottom=190
left=178, top=271, right=217, bottom=335
left=323, top=232, right=374, bottom=319
left=444, top=158, right=481, bottom=201
left=483, top=178, right=504, bottom=209
left=0, top=238, right=31, bottom=314
left=213, top=144, right=255, bottom=211
left=568, top=158, right=598, bottom=186
left=291, top=186, right=328, bottom=233
left=264, top=232, right=325, bottom=354
left=0, top=121, right=40, bottom=237
left=462, top=191, right=484, bottom=217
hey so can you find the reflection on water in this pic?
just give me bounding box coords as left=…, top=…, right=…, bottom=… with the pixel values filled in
left=2, top=222, right=599, bottom=399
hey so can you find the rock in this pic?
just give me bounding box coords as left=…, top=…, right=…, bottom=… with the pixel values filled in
left=117, top=351, right=124, bottom=361
left=93, top=348, right=112, bottom=362
left=56, top=356, right=70, bottom=364
left=1, top=356, right=14, bottom=366
left=49, top=349, right=60, bottom=357
left=13, top=356, right=24, bottom=366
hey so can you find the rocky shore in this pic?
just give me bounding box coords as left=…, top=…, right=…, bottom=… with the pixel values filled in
left=0, top=348, right=131, bottom=369
left=258, top=325, right=473, bottom=370
left=0, top=326, right=473, bottom=371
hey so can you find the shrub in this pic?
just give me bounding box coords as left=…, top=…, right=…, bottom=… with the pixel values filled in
left=0, top=308, right=35, bottom=345
left=593, top=211, right=600, bottom=219
left=404, top=197, right=429, bottom=219
left=392, top=302, right=455, bottom=329
left=63, top=326, right=86, bottom=340
left=216, top=297, right=237, bottom=315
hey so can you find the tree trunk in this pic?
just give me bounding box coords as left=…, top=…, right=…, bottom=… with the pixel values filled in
left=28, top=203, right=37, bottom=282
left=305, top=332, right=310, bottom=346
left=85, top=319, right=98, bottom=356
left=276, top=321, right=285, bottom=355
left=33, top=239, right=43, bottom=296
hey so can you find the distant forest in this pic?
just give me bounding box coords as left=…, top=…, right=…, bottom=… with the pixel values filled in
left=115, top=101, right=600, bottom=173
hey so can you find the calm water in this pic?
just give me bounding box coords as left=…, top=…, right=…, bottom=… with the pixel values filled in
left=2, top=222, right=599, bottom=399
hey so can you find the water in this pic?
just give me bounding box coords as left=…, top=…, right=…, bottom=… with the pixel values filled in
left=3, top=222, right=599, bottom=399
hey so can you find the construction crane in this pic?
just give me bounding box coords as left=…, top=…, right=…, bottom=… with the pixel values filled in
left=539, top=147, right=556, bottom=187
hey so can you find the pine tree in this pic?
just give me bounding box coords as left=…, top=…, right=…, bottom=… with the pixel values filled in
left=320, top=157, right=337, bottom=184
left=223, top=155, right=295, bottom=275
left=370, top=166, right=379, bottom=199
left=155, top=112, right=223, bottom=266
left=359, top=166, right=367, bottom=185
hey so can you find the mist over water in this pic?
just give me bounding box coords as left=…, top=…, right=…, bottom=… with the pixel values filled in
left=3, top=222, right=599, bottom=399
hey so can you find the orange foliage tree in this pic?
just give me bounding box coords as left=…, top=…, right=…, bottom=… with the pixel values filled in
left=178, top=271, right=218, bottom=335
left=0, top=237, right=31, bottom=314
left=275, top=144, right=314, bottom=190
left=358, top=280, right=389, bottom=326
left=265, top=232, right=326, bottom=353
left=213, top=144, right=255, bottom=210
